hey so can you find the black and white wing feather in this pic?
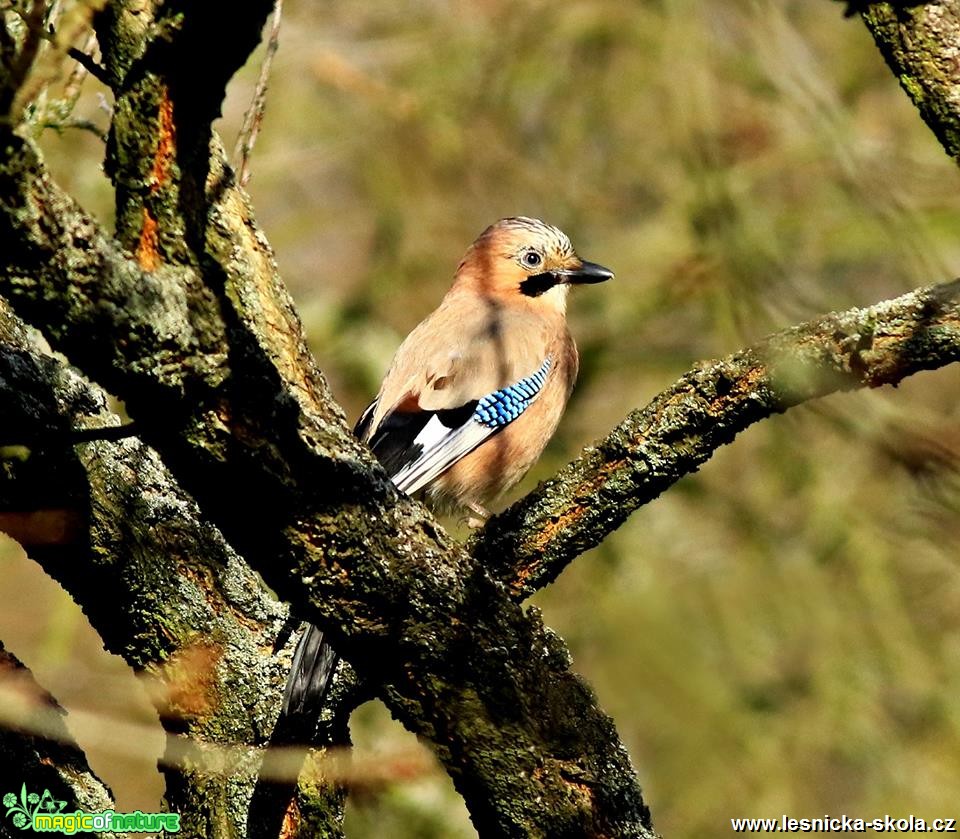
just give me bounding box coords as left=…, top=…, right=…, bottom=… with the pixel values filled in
left=360, top=357, right=553, bottom=494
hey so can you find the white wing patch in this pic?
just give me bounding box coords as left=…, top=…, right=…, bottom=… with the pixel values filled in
left=387, top=356, right=553, bottom=495
left=390, top=418, right=495, bottom=495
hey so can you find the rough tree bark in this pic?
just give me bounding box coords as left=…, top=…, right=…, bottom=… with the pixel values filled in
left=0, top=299, right=348, bottom=837
left=860, top=1, right=960, bottom=162
left=1, top=1, right=959, bottom=837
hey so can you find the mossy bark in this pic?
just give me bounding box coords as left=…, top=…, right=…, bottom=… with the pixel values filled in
left=861, top=2, right=960, bottom=162
left=0, top=301, right=347, bottom=837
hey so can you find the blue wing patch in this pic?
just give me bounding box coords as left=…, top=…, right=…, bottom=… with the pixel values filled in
left=473, top=357, right=552, bottom=429
left=378, top=356, right=553, bottom=495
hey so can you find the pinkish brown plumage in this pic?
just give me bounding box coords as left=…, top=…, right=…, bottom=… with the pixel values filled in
left=356, top=216, right=612, bottom=513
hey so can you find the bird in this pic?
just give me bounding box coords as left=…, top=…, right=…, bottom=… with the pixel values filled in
left=280, top=216, right=613, bottom=726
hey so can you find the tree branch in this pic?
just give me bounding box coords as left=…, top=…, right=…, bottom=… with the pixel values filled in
left=860, top=1, right=960, bottom=162
left=5, top=1, right=959, bottom=835
left=0, top=300, right=346, bottom=836
left=473, top=279, right=960, bottom=598
left=65, top=45, right=109, bottom=86
left=0, top=0, right=45, bottom=121
left=233, top=0, right=283, bottom=188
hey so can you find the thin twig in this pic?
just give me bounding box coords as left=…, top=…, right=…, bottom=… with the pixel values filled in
left=38, top=118, right=105, bottom=140
left=233, top=0, right=282, bottom=188
left=0, top=676, right=430, bottom=785
left=66, top=42, right=108, bottom=85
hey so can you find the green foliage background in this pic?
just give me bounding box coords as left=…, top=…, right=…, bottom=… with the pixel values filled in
left=17, top=0, right=960, bottom=835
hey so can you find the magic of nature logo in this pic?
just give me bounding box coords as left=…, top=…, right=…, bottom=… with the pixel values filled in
left=3, top=784, right=180, bottom=834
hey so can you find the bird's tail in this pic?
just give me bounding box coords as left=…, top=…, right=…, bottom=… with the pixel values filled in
left=280, top=623, right=340, bottom=728
left=249, top=625, right=340, bottom=836
left=276, top=405, right=373, bottom=733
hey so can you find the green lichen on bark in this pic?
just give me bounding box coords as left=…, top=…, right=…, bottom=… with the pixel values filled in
left=0, top=302, right=309, bottom=835
left=10, top=2, right=960, bottom=836
left=860, top=2, right=960, bottom=162
left=0, top=130, right=230, bottom=397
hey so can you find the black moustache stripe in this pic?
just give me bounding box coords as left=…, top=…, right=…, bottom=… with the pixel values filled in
left=519, top=272, right=557, bottom=297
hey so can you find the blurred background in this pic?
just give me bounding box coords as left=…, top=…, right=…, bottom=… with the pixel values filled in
left=3, top=0, right=960, bottom=835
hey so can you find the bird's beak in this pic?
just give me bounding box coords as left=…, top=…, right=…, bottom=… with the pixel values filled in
left=556, top=260, right=614, bottom=285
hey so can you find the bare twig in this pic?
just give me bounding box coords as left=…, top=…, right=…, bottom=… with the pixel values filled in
left=38, top=115, right=106, bottom=140
left=66, top=41, right=108, bottom=86
left=233, top=0, right=282, bottom=187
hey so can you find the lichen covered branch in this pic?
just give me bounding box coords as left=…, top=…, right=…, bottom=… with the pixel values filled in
left=0, top=301, right=345, bottom=836
left=860, top=2, right=960, bottom=162
left=0, top=92, right=655, bottom=839
left=475, top=280, right=960, bottom=598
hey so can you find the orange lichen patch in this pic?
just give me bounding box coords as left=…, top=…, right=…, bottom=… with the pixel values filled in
left=279, top=797, right=300, bottom=839
left=135, top=207, right=160, bottom=271
left=147, top=641, right=222, bottom=723
left=707, top=365, right=765, bottom=413
left=151, top=88, right=176, bottom=191
left=530, top=502, right=588, bottom=551
left=135, top=89, right=176, bottom=271
left=527, top=460, right=626, bottom=556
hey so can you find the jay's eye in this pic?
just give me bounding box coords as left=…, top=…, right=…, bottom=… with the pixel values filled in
left=522, top=251, right=542, bottom=267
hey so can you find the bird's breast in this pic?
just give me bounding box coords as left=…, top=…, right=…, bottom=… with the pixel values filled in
left=428, top=338, right=577, bottom=509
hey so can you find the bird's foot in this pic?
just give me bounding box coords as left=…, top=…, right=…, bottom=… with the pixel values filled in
left=463, top=501, right=490, bottom=529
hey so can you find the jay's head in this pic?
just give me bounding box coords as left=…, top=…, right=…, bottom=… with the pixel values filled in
left=454, top=216, right=613, bottom=309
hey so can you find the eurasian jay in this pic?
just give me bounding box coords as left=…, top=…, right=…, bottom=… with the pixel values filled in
left=280, top=216, right=613, bottom=724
